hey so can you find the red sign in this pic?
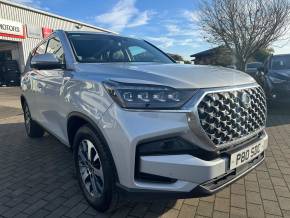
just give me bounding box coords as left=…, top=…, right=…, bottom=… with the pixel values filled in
left=42, top=27, right=53, bottom=38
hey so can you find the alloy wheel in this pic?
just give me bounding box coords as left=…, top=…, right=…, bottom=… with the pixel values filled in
left=78, top=139, right=104, bottom=198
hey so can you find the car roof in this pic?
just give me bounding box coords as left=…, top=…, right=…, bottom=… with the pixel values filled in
left=63, top=31, right=142, bottom=41
left=64, top=30, right=117, bottom=36
left=273, top=54, right=290, bottom=57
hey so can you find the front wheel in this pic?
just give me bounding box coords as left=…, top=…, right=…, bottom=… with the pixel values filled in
left=23, top=103, right=45, bottom=138
left=73, top=125, right=119, bottom=212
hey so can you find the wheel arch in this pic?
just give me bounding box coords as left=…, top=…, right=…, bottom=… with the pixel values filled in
left=20, top=95, right=26, bottom=110
left=67, top=112, right=119, bottom=182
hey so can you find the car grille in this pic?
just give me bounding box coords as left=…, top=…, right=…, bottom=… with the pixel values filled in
left=197, top=86, right=267, bottom=146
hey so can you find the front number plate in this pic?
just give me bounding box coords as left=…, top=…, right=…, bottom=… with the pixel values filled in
left=230, top=141, right=264, bottom=170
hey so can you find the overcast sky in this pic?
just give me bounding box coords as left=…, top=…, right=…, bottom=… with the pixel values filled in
left=11, top=0, right=290, bottom=60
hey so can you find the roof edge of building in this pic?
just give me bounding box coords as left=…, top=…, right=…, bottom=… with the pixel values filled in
left=190, top=46, right=219, bottom=57
left=0, top=0, right=117, bottom=34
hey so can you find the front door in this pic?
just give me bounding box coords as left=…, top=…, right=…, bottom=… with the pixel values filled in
left=34, top=36, right=69, bottom=141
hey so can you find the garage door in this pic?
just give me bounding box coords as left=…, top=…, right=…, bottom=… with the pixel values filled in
left=0, top=40, right=21, bottom=86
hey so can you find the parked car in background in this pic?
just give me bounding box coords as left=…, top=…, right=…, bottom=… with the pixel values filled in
left=245, top=62, right=263, bottom=78
left=21, top=30, right=268, bottom=212
left=0, top=60, right=21, bottom=87
left=256, top=54, right=290, bottom=102
left=225, top=64, right=237, bottom=69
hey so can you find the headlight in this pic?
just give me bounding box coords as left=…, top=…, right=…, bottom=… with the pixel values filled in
left=268, top=75, right=285, bottom=83
left=103, top=81, right=196, bottom=109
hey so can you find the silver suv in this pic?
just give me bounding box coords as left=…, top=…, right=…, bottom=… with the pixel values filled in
left=21, top=30, right=268, bottom=212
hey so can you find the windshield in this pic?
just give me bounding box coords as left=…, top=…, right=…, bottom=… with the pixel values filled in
left=67, top=33, right=173, bottom=64
left=271, top=56, right=290, bottom=70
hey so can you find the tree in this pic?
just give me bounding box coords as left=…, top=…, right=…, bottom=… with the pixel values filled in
left=184, top=60, right=192, bottom=64
left=168, top=53, right=192, bottom=64
left=214, top=46, right=233, bottom=66
left=199, top=0, right=290, bottom=71
left=167, top=53, right=184, bottom=62
left=252, top=48, right=274, bottom=63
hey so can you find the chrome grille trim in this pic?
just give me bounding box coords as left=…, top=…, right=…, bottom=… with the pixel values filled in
left=197, top=85, right=267, bottom=147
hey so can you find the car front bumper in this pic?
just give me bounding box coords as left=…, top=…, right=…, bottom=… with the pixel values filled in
left=99, top=103, right=268, bottom=198
left=117, top=152, right=265, bottom=200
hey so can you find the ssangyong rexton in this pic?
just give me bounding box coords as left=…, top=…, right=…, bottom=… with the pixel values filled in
left=21, top=30, right=268, bottom=212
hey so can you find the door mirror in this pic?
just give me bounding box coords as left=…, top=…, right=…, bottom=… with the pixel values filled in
left=255, top=66, right=265, bottom=82
left=31, top=53, right=63, bottom=70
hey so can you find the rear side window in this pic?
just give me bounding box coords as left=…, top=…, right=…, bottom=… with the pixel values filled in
left=46, top=37, right=65, bottom=64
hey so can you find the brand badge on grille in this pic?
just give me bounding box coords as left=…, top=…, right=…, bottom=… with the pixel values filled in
left=241, top=93, right=251, bottom=108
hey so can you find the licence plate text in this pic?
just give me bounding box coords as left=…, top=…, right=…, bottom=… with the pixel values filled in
left=230, top=142, right=264, bottom=170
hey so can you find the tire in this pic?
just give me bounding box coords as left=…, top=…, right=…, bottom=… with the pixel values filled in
left=73, top=125, right=119, bottom=212
left=23, top=102, right=45, bottom=138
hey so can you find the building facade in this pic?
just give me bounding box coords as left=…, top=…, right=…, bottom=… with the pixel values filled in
left=0, top=0, right=113, bottom=86
left=191, top=46, right=233, bottom=67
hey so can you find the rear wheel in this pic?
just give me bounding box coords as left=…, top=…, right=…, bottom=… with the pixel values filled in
left=73, top=125, right=119, bottom=212
left=23, top=102, right=45, bottom=138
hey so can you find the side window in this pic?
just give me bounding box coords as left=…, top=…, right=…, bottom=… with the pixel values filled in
left=46, top=37, right=65, bottom=64
left=34, top=41, right=48, bottom=55
left=30, top=41, right=47, bottom=67
left=110, top=49, right=126, bottom=62
left=129, top=46, right=146, bottom=56
left=128, top=46, right=154, bottom=62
